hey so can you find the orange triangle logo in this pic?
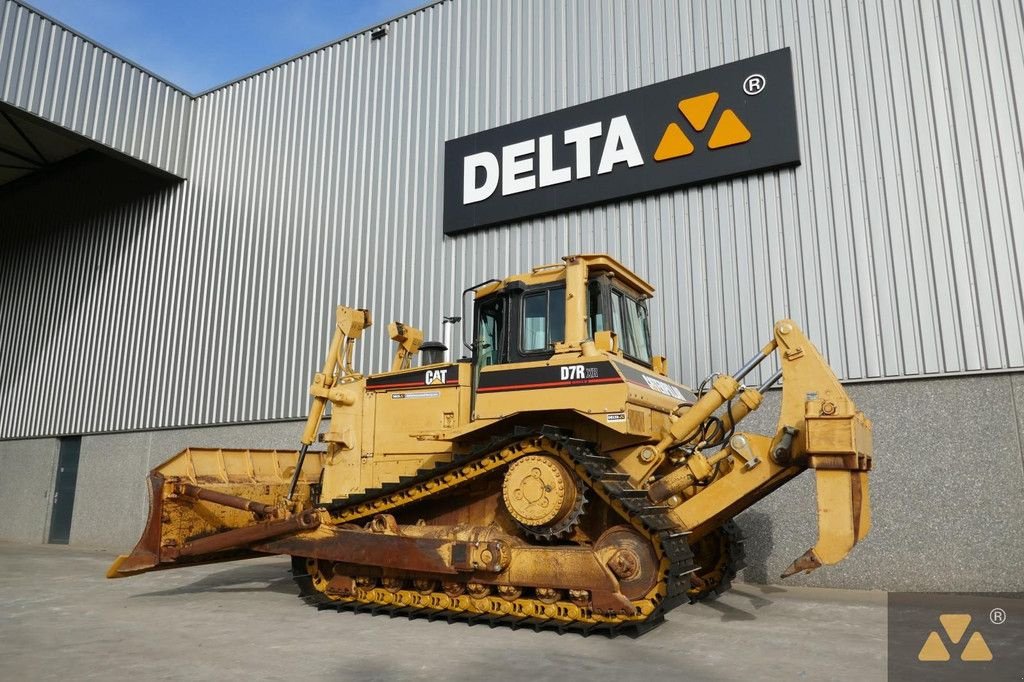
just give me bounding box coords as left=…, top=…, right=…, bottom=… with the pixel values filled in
left=653, top=122, right=694, bottom=161
left=678, top=92, right=719, bottom=131
left=917, top=631, right=950, bottom=661
left=917, top=614, right=995, bottom=663
left=708, top=109, right=752, bottom=149
left=960, top=632, right=993, bottom=661
left=939, top=614, right=971, bottom=644
left=653, top=92, right=752, bottom=162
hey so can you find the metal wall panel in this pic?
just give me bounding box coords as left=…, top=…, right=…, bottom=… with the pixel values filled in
left=0, top=0, right=191, bottom=175
left=2, top=0, right=1023, bottom=439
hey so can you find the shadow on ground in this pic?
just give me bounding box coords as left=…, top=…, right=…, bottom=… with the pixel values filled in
left=131, top=561, right=295, bottom=598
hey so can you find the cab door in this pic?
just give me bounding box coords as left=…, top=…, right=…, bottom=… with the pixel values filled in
left=471, top=293, right=506, bottom=415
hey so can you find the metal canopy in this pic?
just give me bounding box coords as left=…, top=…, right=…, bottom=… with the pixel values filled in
left=0, top=103, right=180, bottom=237
left=0, top=106, right=89, bottom=186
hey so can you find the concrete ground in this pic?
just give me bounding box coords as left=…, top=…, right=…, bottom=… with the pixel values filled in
left=0, top=543, right=887, bottom=681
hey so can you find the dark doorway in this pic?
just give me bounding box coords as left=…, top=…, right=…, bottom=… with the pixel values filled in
left=0, top=102, right=181, bottom=244
left=48, top=437, right=81, bottom=544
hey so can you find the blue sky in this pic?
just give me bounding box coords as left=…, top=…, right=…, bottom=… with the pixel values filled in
left=28, top=0, right=428, bottom=93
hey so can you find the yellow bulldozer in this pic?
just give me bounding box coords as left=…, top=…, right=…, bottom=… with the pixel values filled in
left=108, top=254, right=872, bottom=635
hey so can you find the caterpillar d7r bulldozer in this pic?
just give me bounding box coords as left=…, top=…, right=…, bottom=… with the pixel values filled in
left=108, top=254, right=872, bottom=635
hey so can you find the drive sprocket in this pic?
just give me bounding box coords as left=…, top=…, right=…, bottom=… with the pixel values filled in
left=501, top=454, right=587, bottom=541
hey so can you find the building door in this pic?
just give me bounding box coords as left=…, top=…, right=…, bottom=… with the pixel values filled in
left=48, top=437, right=81, bottom=544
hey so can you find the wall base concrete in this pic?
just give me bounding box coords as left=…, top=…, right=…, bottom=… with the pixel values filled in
left=2, top=373, right=1022, bottom=592
left=0, top=439, right=57, bottom=543
left=737, top=373, right=1024, bottom=591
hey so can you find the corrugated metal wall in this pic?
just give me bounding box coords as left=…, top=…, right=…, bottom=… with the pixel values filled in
left=0, top=0, right=191, bottom=175
left=2, top=0, right=1023, bottom=439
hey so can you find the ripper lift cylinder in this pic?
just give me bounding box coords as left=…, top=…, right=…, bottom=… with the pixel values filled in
left=654, top=374, right=738, bottom=453
left=718, top=369, right=783, bottom=433
left=649, top=364, right=783, bottom=503
left=654, top=345, right=774, bottom=454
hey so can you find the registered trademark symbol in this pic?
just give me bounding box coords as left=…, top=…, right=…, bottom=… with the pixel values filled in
left=743, top=73, right=766, bottom=96
left=990, top=607, right=1006, bottom=625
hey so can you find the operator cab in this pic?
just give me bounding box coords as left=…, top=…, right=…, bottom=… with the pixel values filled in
left=471, top=254, right=655, bottom=371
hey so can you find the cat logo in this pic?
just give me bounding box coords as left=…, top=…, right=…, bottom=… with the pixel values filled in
left=425, top=369, right=448, bottom=385
left=654, top=92, right=752, bottom=161
left=917, top=614, right=993, bottom=662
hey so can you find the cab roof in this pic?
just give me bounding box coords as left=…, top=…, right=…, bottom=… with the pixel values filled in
left=475, top=254, right=655, bottom=299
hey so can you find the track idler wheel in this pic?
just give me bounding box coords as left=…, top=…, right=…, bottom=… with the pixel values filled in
left=501, top=455, right=585, bottom=540
left=595, top=525, right=659, bottom=601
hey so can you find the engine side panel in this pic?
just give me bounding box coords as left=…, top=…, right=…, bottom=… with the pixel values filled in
left=322, top=363, right=470, bottom=501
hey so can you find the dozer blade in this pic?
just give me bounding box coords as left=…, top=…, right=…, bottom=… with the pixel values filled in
left=107, top=447, right=324, bottom=578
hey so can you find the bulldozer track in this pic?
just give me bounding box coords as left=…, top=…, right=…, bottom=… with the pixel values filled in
left=292, top=428, right=699, bottom=636
left=687, top=520, right=745, bottom=603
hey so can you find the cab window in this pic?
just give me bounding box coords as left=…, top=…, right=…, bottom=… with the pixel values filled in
left=476, top=297, right=504, bottom=367
left=611, top=290, right=625, bottom=343
left=521, top=286, right=565, bottom=352
left=588, top=280, right=606, bottom=337
left=612, top=288, right=652, bottom=365
left=622, top=296, right=652, bottom=364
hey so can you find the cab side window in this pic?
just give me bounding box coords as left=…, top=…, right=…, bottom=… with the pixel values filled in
left=611, top=289, right=653, bottom=364
left=623, top=297, right=652, bottom=364
left=611, top=290, right=626, bottom=345
left=521, top=286, right=565, bottom=352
